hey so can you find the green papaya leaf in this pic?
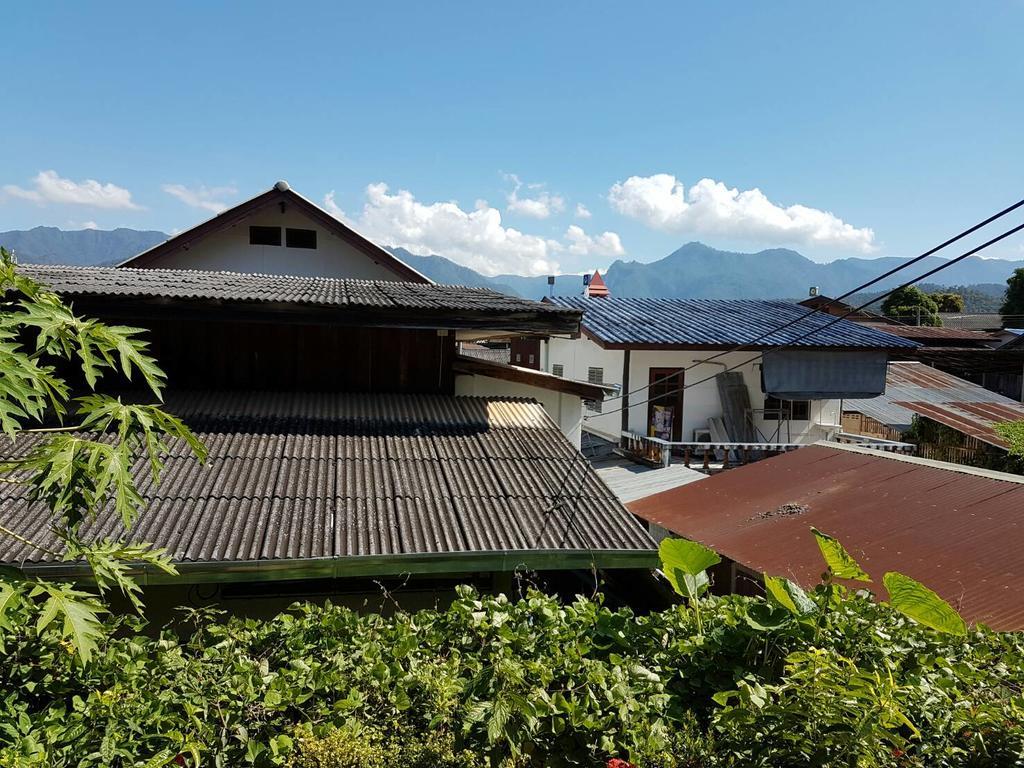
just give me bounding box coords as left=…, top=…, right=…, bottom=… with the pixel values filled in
left=764, top=575, right=816, bottom=615
left=884, top=572, right=966, bottom=636
left=811, top=527, right=871, bottom=582
left=659, top=538, right=720, bottom=597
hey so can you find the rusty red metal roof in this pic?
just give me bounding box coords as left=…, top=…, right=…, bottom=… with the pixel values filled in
left=628, top=442, right=1024, bottom=630
left=845, top=362, right=1024, bottom=447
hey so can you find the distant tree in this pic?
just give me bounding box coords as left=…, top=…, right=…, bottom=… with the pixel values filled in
left=1000, top=268, right=1024, bottom=327
left=881, top=286, right=941, bottom=326
left=929, top=292, right=965, bottom=313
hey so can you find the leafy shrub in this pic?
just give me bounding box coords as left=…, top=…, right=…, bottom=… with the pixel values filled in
left=0, top=585, right=1022, bottom=767
left=290, top=724, right=482, bottom=768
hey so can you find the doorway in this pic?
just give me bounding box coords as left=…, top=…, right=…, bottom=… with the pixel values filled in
left=647, top=368, right=685, bottom=441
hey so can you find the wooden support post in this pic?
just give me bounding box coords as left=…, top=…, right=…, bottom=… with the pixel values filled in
left=620, top=349, right=631, bottom=442
left=702, top=448, right=710, bottom=471
left=742, top=446, right=750, bottom=465
left=684, top=447, right=691, bottom=468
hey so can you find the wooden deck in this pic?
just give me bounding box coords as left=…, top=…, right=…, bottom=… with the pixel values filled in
left=591, top=455, right=708, bottom=504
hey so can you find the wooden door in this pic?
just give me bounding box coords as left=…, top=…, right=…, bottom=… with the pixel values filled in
left=647, top=368, right=685, bottom=441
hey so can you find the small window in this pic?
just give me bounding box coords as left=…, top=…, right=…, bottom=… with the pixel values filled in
left=528, top=354, right=535, bottom=365
left=286, top=227, right=317, bottom=249
left=585, top=399, right=602, bottom=413
left=763, top=396, right=810, bottom=421
left=249, top=226, right=281, bottom=246
left=515, top=353, right=521, bottom=363
left=587, top=367, right=603, bottom=384
left=552, top=363, right=564, bottom=377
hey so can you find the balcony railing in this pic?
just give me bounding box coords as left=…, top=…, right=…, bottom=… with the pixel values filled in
left=620, top=431, right=915, bottom=471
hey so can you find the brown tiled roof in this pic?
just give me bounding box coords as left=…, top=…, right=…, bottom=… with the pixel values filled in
left=0, top=392, right=655, bottom=578
left=628, top=443, right=1024, bottom=630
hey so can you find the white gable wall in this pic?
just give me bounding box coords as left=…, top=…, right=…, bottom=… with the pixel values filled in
left=454, top=373, right=584, bottom=447
left=147, top=207, right=405, bottom=280
left=546, top=336, right=841, bottom=445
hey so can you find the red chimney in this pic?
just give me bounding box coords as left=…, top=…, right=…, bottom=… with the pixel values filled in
left=585, top=270, right=610, bottom=298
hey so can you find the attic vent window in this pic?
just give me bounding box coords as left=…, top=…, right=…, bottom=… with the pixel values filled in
left=587, top=367, right=604, bottom=385
left=552, top=364, right=564, bottom=377
left=286, top=228, right=317, bottom=249
left=249, top=226, right=281, bottom=246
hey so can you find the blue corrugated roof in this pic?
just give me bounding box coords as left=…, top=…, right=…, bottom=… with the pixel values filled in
left=547, top=296, right=918, bottom=349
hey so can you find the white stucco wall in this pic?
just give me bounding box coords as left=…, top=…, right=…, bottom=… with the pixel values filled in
left=146, top=207, right=406, bottom=280
left=545, top=336, right=841, bottom=445
left=454, top=373, right=584, bottom=447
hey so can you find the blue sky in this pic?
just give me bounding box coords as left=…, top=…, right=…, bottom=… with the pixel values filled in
left=2, top=2, right=1023, bottom=275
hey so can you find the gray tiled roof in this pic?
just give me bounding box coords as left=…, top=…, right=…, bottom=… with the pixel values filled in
left=547, top=296, right=917, bottom=349
left=0, top=393, right=654, bottom=572
left=19, top=264, right=578, bottom=317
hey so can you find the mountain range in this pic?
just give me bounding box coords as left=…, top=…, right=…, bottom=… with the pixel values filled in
left=1, top=226, right=1020, bottom=304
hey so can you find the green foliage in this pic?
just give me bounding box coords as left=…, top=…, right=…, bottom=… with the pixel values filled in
left=881, top=285, right=941, bottom=326
left=0, top=588, right=1020, bottom=767
left=929, top=292, right=965, bottom=313
left=995, top=421, right=1024, bottom=458
left=1001, top=267, right=1024, bottom=324
left=658, top=538, right=720, bottom=599
left=291, top=724, right=483, bottom=768
left=810, top=527, right=871, bottom=582
left=883, top=572, right=967, bottom=636
left=763, top=576, right=815, bottom=616
left=0, top=247, right=206, bottom=663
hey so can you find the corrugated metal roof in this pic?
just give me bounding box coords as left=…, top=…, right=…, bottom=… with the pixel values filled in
left=628, top=442, right=1024, bottom=630
left=19, top=264, right=578, bottom=318
left=857, top=322, right=997, bottom=343
left=547, top=296, right=917, bottom=349
left=845, top=361, right=1024, bottom=447
left=0, top=393, right=654, bottom=572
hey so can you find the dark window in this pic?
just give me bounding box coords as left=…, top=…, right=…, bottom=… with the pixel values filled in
left=249, top=226, right=281, bottom=246
left=587, top=367, right=604, bottom=384
left=585, top=399, right=602, bottom=413
left=551, top=363, right=564, bottom=377
left=286, top=227, right=317, bottom=249
left=763, top=396, right=810, bottom=421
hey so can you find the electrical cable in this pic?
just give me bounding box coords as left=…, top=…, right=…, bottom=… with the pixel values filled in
left=590, top=220, right=1024, bottom=421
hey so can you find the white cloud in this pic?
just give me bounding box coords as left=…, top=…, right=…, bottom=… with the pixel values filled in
left=2, top=170, right=142, bottom=210
left=505, top=174, right=565, bottom=220
left=330, top=183, right=558, bottom=275
left=322, top=190, right=347, bottom=221
left=564, top=225, right=625, bottom=258
left=162, top=183, right=238, bottom=214
left=574, top=203, right=592, bottom=219
left=325, top=184, right=630, bottom=276
left=608, top=174, right=875, bottom=252
left=80, top=220, right=98, bottom=230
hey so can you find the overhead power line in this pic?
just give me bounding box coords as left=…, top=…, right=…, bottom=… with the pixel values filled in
left=601, top=196, right=1024, bottom=404
left=588, top=219, right=1024, bottom=422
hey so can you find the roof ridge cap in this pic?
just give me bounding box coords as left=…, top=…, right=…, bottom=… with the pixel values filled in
left=817, top=440, right=1024, bottom=484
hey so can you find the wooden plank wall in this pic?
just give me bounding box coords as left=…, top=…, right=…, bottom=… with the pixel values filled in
left=139, top=318, right=455, bottom=393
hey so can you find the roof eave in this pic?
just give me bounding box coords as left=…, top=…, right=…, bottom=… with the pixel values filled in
left=62, top=294, right=583, bottom=335
left=19, top=549, right=659, bottom=585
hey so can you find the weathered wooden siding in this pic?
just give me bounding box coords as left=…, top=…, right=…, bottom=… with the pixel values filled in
left=139, top=319, right=455, bottom=393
